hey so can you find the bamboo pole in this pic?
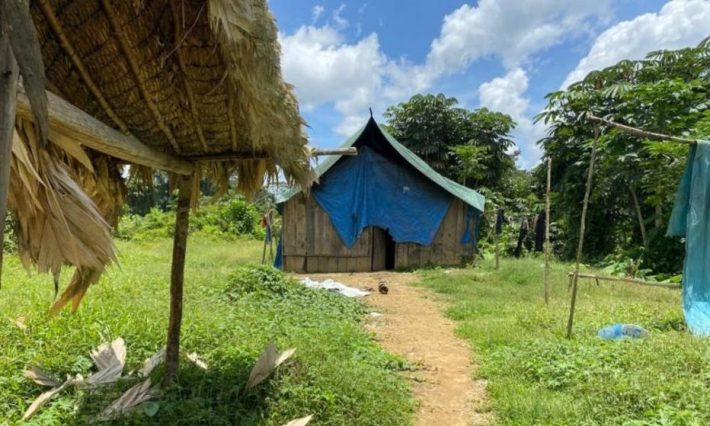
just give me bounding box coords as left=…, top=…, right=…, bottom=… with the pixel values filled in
left=566, top=128, right=600, bottom=338
left=544, top=157, right=552, bottom=304
left=189, top=147, right=358, bottom=162
left=629, top=186, right=648, bottom=247
left=586, top=114, right=696, bottom=145
left=0, top=26, right=19, bottom=288
left=164, top=175, right=193, bottom=385
left=568, top=272, right=680, bottom=289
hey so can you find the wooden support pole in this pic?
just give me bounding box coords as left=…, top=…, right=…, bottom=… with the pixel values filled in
left=164, top=175, right=193, bottom=385
left=566, top=129, right=600, bottom=338
left=544, top=157, right=552, bottom=304
left=0, top=23, right=20, bottom=287
left=568, top=272, right=680, bottom=289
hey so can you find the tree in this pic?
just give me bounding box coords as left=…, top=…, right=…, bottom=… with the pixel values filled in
left=536, top=38, right=709, bottom=273
left=384, top=94, right=517, bottom=189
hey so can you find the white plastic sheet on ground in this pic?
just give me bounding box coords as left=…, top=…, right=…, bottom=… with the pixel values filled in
left=301, top=277, right=370, bottom=298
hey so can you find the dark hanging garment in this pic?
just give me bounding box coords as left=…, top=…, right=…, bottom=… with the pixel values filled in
left=534, top=212, right=545, bottom=252
left=514, top=217, right=529, bottom=258
left=495, top=209, right=507, bottom=235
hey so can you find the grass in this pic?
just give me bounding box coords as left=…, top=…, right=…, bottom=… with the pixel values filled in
left=417, top=257, right=710, bottom=426
left=0, top=236, right=413, bottom=425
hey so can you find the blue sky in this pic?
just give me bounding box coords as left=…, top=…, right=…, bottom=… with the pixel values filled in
left=270, top=0, right=710, bottom=168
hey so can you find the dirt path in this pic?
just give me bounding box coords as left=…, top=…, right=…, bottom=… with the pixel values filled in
left=303, top=272, right=493, bottom=426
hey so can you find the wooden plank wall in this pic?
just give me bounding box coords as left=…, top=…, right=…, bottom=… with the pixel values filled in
left=282, top=194, right=373, bottom=273
left=282, top=195, right=476, bottom=272
left=395, top=199, right=474, bottom=269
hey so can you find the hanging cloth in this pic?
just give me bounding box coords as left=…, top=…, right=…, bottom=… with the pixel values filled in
left=495, top=209, right=507, bottom=235
left=667, top=140, right=710, bottom=336
left=534, top=212, right=545, bottom=252
left=514, top=217, right=529, bottom=258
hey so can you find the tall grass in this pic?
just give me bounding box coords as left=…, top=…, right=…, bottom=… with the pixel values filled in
left=418, top=257, right=710, bottom=425
left=0, top=238, right=412, bottom=425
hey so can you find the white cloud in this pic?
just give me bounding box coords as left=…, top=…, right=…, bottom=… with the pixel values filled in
left=332, top=4, right=349, bottom=30
left=280, top=25, right=388, bottom=135
left=312, top=5, right=324, bottom=24
left=424, top=0, right=610, bottom=79
left=280, top=0, right=612, bottom=165
left=479, top=68, right=546, bottom=168
left=563, top=0, right=710, bottom=87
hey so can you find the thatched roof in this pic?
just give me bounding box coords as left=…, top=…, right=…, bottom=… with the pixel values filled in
left=29, top=0, right=312, bottom=192
left=2, top=0, right=314, bottom=313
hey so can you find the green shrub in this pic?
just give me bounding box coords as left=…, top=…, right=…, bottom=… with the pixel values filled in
left=117, top=197, right=264, bottom=241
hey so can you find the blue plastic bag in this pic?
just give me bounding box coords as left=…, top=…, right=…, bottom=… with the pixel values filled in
left=597, top=324, right=647, bottom=340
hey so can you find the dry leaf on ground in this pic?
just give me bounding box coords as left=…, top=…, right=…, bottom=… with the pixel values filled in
left=139, top=347, right=165, bottom=377
left=282, top=415, right=313, bottom=426
left=187, top=352, right=208, bottom=370
left=23, top=366, right=61, bottom=387
left=244, top=344, right=296, bottom=392
left=22, top=377, right=73, bottom=420
left=97, top=378, right=154, bottom=421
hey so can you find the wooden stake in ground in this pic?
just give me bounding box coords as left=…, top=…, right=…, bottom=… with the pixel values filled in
left=0, top=24, right=20, bottom=287
left=544, top=157, right=552, bottom=304
left=164, top=175, right=193, bottom=384
left=566, top=128, right=599, bottom=338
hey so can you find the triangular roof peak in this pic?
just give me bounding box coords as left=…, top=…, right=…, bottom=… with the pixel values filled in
left=281, top=117, right=485, bottom=212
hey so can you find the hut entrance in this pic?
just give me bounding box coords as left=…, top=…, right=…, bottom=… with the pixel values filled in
left=372, top=227, right=396, bottom=271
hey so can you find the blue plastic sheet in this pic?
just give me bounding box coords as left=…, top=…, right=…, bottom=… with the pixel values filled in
left=312, top=146, right=453, bottom=248
left=667, top=140, right=710, bottom=336
left=597, top=324, right=648, bottom=339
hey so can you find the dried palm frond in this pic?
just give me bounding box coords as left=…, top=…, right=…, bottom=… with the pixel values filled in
left=282, top=415, right=313, bottom=426
left=139, top=348, right=166, bottom=378
left=187, top=352, right=208, bottom=370
left=9, top=118, right=124, bottom=313
left=23, top=366, right=61, bottom=387
left=97, top=378, right=155, bottom=421
left=244, top=343, right=296, bottom=392
left=86, top=338, right=126, bottom=386
left=22, top=376, right=74, bottom=420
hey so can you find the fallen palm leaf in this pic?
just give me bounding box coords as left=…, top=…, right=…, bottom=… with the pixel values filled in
left=187, top=352, right=208, bottom=370
left=282, top=415, right=313, bottom=426
left=10, top=316, right=28, bottom=332
left=138, top=347, right=165, bottom=377
left=244, top=344, right=296, bottom=392
left=87, top=338, right=126, bottom=385
left=22, top=376, right=73, bottom=420
left=97, top=378, right=154, bottom=421
left=23, top=366, right=61, bottom=387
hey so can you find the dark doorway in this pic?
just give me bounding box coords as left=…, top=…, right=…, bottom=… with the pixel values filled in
left=384, top=231, right=396, bottom=270
left=372, top=227, right=396, bottom=271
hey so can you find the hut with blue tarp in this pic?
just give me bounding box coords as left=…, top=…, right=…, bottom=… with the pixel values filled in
left=277, top=118, right=485, bottom=273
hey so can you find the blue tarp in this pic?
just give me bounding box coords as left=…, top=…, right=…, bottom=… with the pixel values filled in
left=667, top=140, right=710, bottom=336
left=311, top=146, right=453, bottom=248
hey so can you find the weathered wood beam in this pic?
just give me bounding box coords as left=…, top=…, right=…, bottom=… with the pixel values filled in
left=188, top=147, right=358, bottom=162
left=15, top=84, right=195, bottom=175
left=586, top=114, right=697, bottom=145
left=0, top=22, right=20, bottom=287
left=569, top=272, right=680, bottom=289
left=164, top=175, right=192, bottom=385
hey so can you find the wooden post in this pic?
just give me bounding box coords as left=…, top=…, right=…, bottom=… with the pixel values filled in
left=0, top=24, right=20, bottom=287
left=164, top=175, right=193, bottom=384
left=544, top=157, right=552, bottom=304
left=566, top=128, right=599, bottom=338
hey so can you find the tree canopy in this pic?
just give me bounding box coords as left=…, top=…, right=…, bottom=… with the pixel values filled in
left=536, top=37, right=710, bottom=274
left=384, top=94, right=517, bottom=190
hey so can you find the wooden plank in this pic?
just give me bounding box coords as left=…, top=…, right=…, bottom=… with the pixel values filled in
left=293, top=196, right=307, bottom=256
left=15, top=84, right=194, bottom=175
left=340, top=257, right=350, bottom=272
left=284, top=256, right=306, bottom=273
left=371, top=227, right=386, bottom=271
